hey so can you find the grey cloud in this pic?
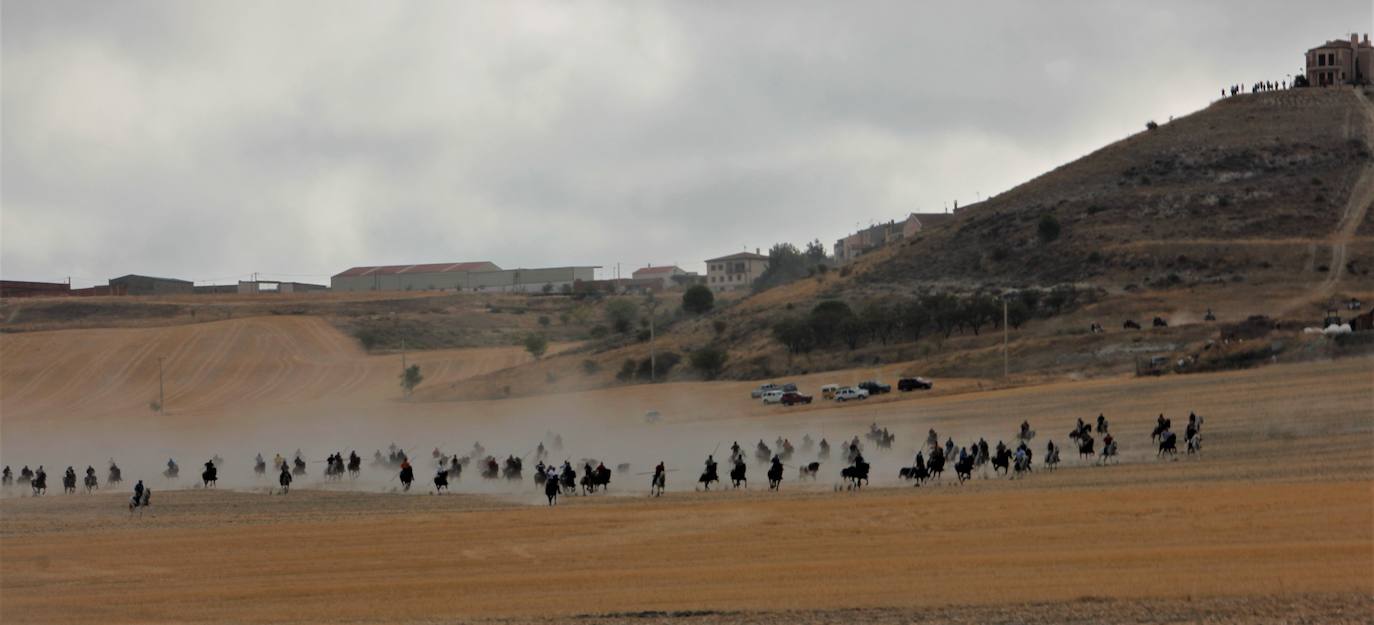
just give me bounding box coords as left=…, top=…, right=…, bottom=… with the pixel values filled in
left=3, top=1, right=1369, bottom=285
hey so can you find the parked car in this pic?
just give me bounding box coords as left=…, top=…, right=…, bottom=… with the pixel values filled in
left=781, top=383, right=798, bottom=393
left=644, top=410, right=662, bottom=423
left=835, top=387, right=869, bottom=402
left=780, top=392, right=813, bottom=406
left=898, top=377, right=933, bottom=391
left=820, top=384, right=840, bottom=400
left=761, top=389, right=786, bottom=404
left=751, top=383, right=781, bottom=399
left=857, top=380, right=891, bottom=395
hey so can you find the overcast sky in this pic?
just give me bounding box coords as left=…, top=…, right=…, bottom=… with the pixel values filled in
left=3, top=1, right=1370, bottom=286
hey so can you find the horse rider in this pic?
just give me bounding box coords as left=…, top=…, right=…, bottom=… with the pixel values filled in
left=652, top=461, right=665, bottom=487
left=914, top=451, right=925, bottom=474
left=978, top=438, right=990, bottom=462
left=782, top=439, right=794, bottom=455
left=85, top=465, right=96, bottom=479
left=704, top=454, right=718, bottom=476
left=2, top=466, right=10, bottom=486
left=927, top=428, right=938, bottom=448
left=1019, top=420, right=1031, bottom=437
left=134, top=479, right=145, bottom=502
left=65, top=466, right=76, bottom=482
left=958, top=446, right=969, bottom=464
left=204, top=458, right=216, bottom=472
left=730, top=441, right=741, bottom=459
left=536, top=442, right=547, bottom=459
left=546, top=463, right=559, bottom=484
left=852, top=452, right=866, bottom=468
left=802, top=434, right=813, bottom=449
left=167, top=458, right=178, bottom=472
left=818, top=438, right=830, bottom=454
left=275, top=453, right=286, bottom=470
left=1096, top=413, right=1109, bottom=433
left=1014, top=445, right=1027, bottom=468
left=1103, top=433, right=1115, bottom=452
left=20, top=466, right=33, bottom=483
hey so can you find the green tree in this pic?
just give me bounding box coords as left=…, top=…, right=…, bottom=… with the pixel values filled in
left=804, top=239, right=828, bottom=264
left=772, top=316, right=816, bottom=355
left=690, top=346, right=729, bottom=379
left=604, top=298, right=638, bottom=334
left=1006, top=298, right=1031, bottom=329
left=523, top=333, right=549, bottom=359
left=751, top=242, right=811, bottom=293
left=808, top=300, right=855, bottom=347
left=538, top=315, right=551, bottom=328
left=1038, top=214, right=1061, bottom=243
left=682, top=284, right=715, bottom=314
left=860, top=300, right=897, bottom=345
left=899, top=298, right=931, bottom=342
left=400, top=364, right=424, bottom=397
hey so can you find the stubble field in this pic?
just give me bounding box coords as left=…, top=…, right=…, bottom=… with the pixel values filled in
left=2, top=348, right=1371, bottom=624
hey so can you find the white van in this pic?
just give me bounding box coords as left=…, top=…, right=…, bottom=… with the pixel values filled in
left=821, top=384, right=841, bottom=400
left=761, top=389, right=786, bottom=404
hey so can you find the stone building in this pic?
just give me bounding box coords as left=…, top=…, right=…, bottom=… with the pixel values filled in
left=1306, top=33, right=1373, bottom=86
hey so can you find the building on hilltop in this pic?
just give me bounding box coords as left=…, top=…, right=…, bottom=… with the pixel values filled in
left=1306, top=33, right=1372, bottom=87
left=330, top=261, right=597, bottom=293
left=0, top=280, right=71, bottom=298
left=630, top=265, right=698, bottom=290
left=834, top=212, right=953, bottom=264
left=705, top=251, right=769, bottom=293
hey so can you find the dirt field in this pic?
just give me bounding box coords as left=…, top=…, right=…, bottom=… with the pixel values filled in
left=2, top=346, right=1371, bottom=624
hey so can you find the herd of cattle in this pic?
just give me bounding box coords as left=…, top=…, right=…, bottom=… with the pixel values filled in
left=1, top=411, right=1206, bottom=510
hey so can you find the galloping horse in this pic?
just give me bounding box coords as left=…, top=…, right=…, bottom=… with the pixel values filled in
left=840, top=459, right=870, bottom=490
left=62, top=468, right=77, bottom=494
left=1157, top=432, right=1178, bottom=458
left=729, top=460, right=747, bottom=489
left=954, top=455, right=974, bottom=483
left=433, top=469, right=449, bottom=493
left=767, top=460, right=784, bottom=491
left=798, top=462, right=820, bottom=480
left=129, top=488, right=152, bottom=516
left=202, top=462, right=218, bottom=488
left=83, top=468, right=99, bottom=493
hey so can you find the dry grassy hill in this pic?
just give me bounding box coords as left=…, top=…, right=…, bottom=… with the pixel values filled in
left=432, top=88, right=1374, bottom=399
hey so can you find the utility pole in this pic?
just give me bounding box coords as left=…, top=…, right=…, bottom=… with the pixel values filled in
left=1003, top=298, right=1009, bottom=378
left=157, top=356, right=165, bottom=414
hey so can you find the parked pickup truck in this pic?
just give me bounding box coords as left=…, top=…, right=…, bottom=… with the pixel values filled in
left=898, top=377, right=933, bottom=391
left=857, top=380, right=891, bottom=395
left=780, top=392, right=813, bottom=406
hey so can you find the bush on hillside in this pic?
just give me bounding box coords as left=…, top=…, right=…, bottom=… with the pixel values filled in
left=682, top=285, right=715, bottom=314
left=690, top=346, right=729, bottom=379
left=1037, top=214, right=1061, bottom=243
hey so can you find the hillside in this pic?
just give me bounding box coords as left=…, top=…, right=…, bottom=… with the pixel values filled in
left=429, top=88, right=1374, bottom=398
left=863, top=87, right=1374, bottom=289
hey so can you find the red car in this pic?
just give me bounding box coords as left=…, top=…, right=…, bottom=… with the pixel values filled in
left=781, top=392, right=813, bottom=406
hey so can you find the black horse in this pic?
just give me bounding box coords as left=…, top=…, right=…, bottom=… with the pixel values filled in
left=107, top=463, right=123, bottom=486
left=1123, top=320, right=1141, bottom=330
left=954, top=456, right=974, bottom=483
left=544, top=473, right=560, bottom=505
left=202, top=463, right=218, bottom=488
left=991, top=447, right=1011, bottom=476
left=767, top=460, right=784, bottom=491
left=900, top=464, right=931, bottom=485
left=31, top=469, right=48, bottom=495
left=433, top=469, right=449, bottom=493
left=1158, top=432, right=1178, bottom=458
left=62, top=469, right=78, bottom=494
left=581, top=465, right=611, bottom=494
left=840, top=459, right=870, bottom=490
left=278, top=467, right=292, bottom=494
left=399, top=464, right=414, bottom=491
left=560, top=465, right=578, bottom=495
left=254, top=457, right=267, bottom=477
left=926, top=449, right=945, bottom=480
left=1077, top=435, right=1095, bottom=459
left=1153, top=316, right=1168, bottom=328
left=292, top=457, right=307, bottom=477
left=84, top=468, right=99, bottom=493
left=729, top=460, right=747, bottom=489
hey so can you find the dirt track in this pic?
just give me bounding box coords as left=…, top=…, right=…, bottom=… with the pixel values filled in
left=2, top=345, right=1371, bottom=624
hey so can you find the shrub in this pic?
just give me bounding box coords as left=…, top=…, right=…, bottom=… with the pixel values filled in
left=581, top=359, right=601, bottom=375
left=690, top=346, right=729, bottom=379
left=523, top=333, right=548, bottom=359
left=589, top=325, right=609, bottom=339
left=1145, top=120, right=1159, bottom=130
left=636, top=351, right=681, bottom=379
left=1037, top=214, right=1061, bottom=243
left=604, top=299, right=638, bottom=334
left=616, top=359, right=636, bottom=382
left=538, top=315, right=551, bottom=327
left=682, top=284, right=715, bottom=314
left=399, top=364, right=424, bottom=396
